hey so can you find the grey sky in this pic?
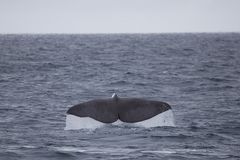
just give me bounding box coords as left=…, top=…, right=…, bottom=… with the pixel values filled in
left=0, top=0, right=240, bottom=33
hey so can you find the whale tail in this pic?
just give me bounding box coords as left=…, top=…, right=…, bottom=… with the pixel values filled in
left=65, top=109, right=175, bottom=130
left=65, top=94, right=175, bottom=130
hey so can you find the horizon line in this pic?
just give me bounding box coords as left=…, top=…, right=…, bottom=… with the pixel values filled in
left=0, top=31, right=240, bottom=35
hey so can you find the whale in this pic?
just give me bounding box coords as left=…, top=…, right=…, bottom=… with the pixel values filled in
left=65, top=93, right=175, bottom=130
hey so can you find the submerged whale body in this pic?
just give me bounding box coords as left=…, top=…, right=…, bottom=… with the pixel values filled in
left=65, top=93, right=175, bottom=130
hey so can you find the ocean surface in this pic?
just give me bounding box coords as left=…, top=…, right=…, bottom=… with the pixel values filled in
left=0, top=33, right=240, bottom=160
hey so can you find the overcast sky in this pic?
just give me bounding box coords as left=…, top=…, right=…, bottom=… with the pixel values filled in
left=0, top=0, right=240, bottom=33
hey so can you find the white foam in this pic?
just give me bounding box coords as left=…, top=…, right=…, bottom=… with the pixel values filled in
left=53, top=146, right=86, bottom=153
left=134, top=109, right=175, bottom=127
left=141, top=149, right=209, bottom=155
left=65, top=110, right=175, bottom=130
left=141, top=150, right=176, bottom=154
left=53, top=146, right=133, bottom=155
left=65, top=114, right=105, bottom=130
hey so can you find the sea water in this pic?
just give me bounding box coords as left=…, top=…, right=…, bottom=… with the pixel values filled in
left=0, top=33, right=240, bottom=159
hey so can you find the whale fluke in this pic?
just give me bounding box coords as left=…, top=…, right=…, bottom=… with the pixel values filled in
left=66, top=94, right=173, bottom=127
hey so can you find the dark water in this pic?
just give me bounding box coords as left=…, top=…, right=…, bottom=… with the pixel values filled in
left=0, top=33, right=240, bottom=160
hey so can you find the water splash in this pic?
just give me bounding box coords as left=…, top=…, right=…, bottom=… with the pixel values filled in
left=65, top=110, right=175, bottom=130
